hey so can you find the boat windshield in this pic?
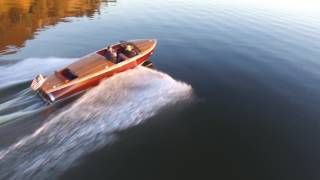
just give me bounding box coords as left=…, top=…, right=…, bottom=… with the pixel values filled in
left=120, top=41, right=141, bottom=53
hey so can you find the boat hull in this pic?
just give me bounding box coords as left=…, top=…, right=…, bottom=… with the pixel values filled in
left=34, top=39, right=156, bottom=103
left=45, top=52, right=152, bottom=102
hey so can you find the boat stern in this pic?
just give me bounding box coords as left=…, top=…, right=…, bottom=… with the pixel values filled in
left=31, top=74, right=58, bottom=103
left=30, top=74, right=46, bottom=91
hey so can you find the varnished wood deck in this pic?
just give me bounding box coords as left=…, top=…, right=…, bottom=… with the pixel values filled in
left=40, top=39, right=156, bottom=93
left=67, top=54, right=114, bottom=77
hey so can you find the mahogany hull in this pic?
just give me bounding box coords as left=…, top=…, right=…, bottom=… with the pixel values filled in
left=34, top=39, right=156, bottom=103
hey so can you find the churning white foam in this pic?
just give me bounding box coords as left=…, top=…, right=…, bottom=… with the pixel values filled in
left=0, top=66, right=193, bottom=180
left=0, top=57, right=77, bottom=124
left=0, top=57, right=78, bottom=87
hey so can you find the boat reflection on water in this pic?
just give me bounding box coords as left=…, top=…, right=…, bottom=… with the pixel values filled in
left=0, top=0, right=116, bottom=55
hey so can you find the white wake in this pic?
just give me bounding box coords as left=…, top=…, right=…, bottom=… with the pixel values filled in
left=0, top=66, right=193, bottom=180
left=0, top=58, right=78, bottom=125
left=0, top=57, right=78, bottom=87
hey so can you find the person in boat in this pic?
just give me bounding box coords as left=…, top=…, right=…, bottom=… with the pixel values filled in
left=105, top=46, right=117, bottom=63
left=122, top=44, right=137, bottom=58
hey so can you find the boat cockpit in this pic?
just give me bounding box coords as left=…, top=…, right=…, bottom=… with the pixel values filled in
left=97, top=42, right=141, bottom=64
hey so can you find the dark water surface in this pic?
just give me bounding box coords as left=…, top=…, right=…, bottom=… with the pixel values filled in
left=0, top=0, right=320, bottom=179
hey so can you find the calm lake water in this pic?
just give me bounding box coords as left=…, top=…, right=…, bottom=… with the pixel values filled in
left=0, top=0, right=320, bottom=179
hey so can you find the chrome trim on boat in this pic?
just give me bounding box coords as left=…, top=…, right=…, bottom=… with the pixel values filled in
left=48, top=93, right=55, bottom=102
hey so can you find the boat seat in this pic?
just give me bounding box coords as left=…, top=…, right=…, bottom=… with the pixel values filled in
left=117, top=53, right=129, bottom=63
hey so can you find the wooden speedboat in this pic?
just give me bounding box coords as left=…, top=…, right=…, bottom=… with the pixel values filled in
left=30, top=39, right=157, bottom=103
